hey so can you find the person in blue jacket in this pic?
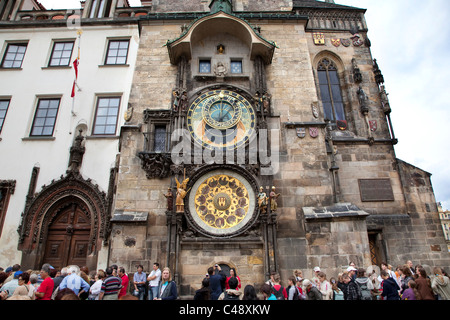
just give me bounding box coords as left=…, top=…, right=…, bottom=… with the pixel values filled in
left=380, top=270, right=400, bottom=300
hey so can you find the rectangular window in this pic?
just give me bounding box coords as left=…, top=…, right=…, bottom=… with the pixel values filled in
left=30, top=98, right=60, bottom=137
left=1, top=43, right=27, bottom=68
left=49, top=41, right=74, bottom=67
left=153, top=125, right=167, bottom=152
left=199, top=59, right=211, bottom=73
left=0, top=100, right=10, bottom=134
left=230, top=60, right=243, bottom=74
left=105, top=40, right=129, bottom=65
left=93, top=97, right=121, bottom=135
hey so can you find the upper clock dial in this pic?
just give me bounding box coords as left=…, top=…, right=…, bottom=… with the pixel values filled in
left=187, top=90, right=256, bottom=150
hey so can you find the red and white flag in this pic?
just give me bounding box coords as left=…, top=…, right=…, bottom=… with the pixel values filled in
left=71, top=30, right=82, bottom=98
left=71, top=58, right=79, bottom=98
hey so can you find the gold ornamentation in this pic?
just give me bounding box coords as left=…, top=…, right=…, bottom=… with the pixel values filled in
left=194, top=174, right=249, bottom=229
left=187, top=90, right=256, bottom=150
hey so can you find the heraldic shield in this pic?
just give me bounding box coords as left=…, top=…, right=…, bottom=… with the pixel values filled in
left=309, top=127, right=319, bottom=138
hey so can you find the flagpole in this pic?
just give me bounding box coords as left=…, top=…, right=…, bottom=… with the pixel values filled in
left=71, top=29, right=82, bottom=116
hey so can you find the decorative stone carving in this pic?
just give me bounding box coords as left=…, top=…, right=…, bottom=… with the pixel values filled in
left=143, top=109, right=171, bottom=124
left=175, top=176, right=189, bottom=213
left=270, top=186, right=281, bottom=212
left=68, top=130, right=85, bottom=173
left=352, top=58, right=362, bottom=83
left=164, top=188, right=174, bottom=212
left=138, top=152, right=172, bottom=179
left=258, top=186, right=268, bottom=214
left=18, top=170, right=109, bottom=248
left=357, top=86, right=369, bottom=115
left=214, top=61, right=228, bottom=77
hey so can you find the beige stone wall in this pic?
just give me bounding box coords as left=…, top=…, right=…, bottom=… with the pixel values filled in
left=234, top=0, right=293, bottom=12
left=112, top=13, right=450, bottom=286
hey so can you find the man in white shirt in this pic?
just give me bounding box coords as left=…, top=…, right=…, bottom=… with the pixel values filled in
left=59, top=266, right=90, bottom=297
left=147, top=262, right=161, bottom=300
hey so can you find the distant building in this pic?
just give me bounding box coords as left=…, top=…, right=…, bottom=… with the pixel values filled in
left=438, top=203, right=450, bottom=252
left=0, top=0, right=139, bottom=269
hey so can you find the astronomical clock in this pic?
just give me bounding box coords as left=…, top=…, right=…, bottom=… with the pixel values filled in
left=184, top=89, right=259, bottom=237
left=187, top=89, right=256, bottom=151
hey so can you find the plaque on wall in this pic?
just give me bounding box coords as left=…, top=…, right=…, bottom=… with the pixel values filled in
left=358, top=179, right=395, bottom=202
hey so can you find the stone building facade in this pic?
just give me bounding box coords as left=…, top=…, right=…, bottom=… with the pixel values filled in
left=109, top=0, right=450, bottom=297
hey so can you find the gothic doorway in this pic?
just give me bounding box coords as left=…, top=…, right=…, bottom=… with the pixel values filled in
left=42, top=203, right=91, bottom=269
left=368, top=231, right=386, bottom=267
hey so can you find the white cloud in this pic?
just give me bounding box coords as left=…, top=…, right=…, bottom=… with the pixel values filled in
left=339, top=0, right=450, bottom=209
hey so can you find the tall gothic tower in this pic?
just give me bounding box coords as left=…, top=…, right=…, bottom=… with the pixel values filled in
left=103, top=0, right=450, bottom=296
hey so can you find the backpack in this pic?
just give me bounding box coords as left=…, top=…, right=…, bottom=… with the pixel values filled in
left=272, top=285, right=285, bottom=300
left=287, top=285, right=300, bottom=300
left=358, top=281, right=372, bottom=300
left=223, top=291, right=240, bottom=300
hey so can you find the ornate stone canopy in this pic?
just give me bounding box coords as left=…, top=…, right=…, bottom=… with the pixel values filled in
left=166, top=11, right=277, bottom=64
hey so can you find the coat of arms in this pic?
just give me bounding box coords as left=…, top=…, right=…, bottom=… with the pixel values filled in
left=341, top=38, right=351, bottom=47
left=309, top=127, right=319, bottom=138
left=351, top=34, right=364, bottom=47
left=337, top=120, right=348, bottom=131
left=331, top=38, right=341, bottom=47
left=313, top=33, right=325, bottom=45
left=369, top=120, right=377, bottom=132
left=296, top=128, right=306, bottom=139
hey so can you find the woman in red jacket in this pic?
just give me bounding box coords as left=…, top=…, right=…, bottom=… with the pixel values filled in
left=225, top=268, right=241, bottom=291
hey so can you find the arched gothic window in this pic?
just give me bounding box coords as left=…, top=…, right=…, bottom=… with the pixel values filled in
left=317, top=58, right=345, bottom=121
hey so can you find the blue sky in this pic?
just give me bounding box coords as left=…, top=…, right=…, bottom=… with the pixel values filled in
left=39, top=0, right=450, bottom=209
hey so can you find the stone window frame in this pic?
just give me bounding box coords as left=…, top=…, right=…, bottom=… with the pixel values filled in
left=317, top=57, right=345, bottom=122
left=313, top=51, right=352, bottom=130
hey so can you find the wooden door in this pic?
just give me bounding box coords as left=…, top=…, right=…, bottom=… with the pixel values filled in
left=43, top=204, right=91, bottom=269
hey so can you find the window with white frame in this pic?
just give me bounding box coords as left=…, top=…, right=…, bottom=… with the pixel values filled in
left=92, top=97, right=121, bottom=135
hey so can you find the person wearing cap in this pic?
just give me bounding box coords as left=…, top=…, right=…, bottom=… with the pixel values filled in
left=0, top=270, right=21, bottom=298
left=3, top=267, right=13, bottom=282
left=303, top=279, right=322, bottom=300
left=312, top=267, right=321, bottom=287
left=4, top=264, right=20, bottom=284
left=347, top=266, right=357, bottom=279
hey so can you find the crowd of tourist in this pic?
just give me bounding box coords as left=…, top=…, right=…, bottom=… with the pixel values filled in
left=0, top=259, right=449, bottom=301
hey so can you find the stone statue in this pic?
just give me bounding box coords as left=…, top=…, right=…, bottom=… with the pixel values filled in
left=379, top=85, right=391, bottom=114
left=172, top=90, right=180, bottom=112
left=164, top=187, right=173, bottom=212
left=357, top=86, right=369, bottom=114
left=270, top=186, right=281, bottom=212
left=254, top=92, right=263, bottom=112
left=257, top=186, right=268, bottom=214
left=179, top=91, right=188, bottom=112
left=214, top=61, right=228, bottom=77
left=175, top=176, right=190, bottom=213
left=262, top=92, right=271, bottom=113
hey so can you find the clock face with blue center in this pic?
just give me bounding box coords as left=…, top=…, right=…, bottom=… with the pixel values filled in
left=187, top=90, right=256, bottom=150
